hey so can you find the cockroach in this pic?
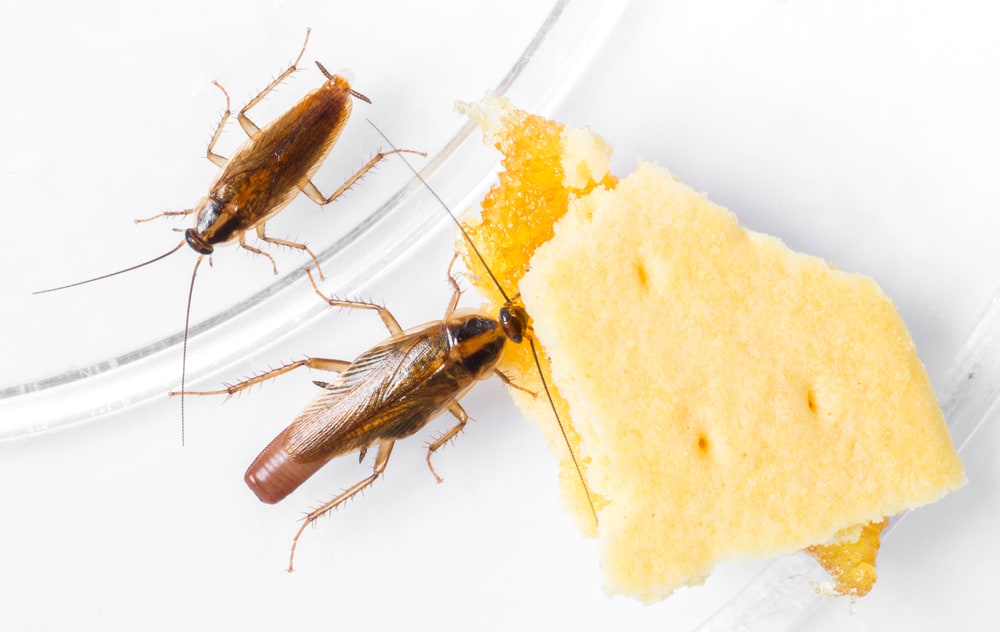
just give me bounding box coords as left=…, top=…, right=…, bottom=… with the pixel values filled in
left=177, top=127, right=597, bottom=571
left=33, top=29, right=423, bottom=442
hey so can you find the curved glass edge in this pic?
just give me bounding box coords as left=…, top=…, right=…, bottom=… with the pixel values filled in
left=0, top=0, right=629, bottom=442
left=694, top=287, right=1000, bottom=631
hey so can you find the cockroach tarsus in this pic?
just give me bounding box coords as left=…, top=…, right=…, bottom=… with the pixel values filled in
left=177, top=128, right=598, bottom=572
left=32, top=28, right=424, bottom=444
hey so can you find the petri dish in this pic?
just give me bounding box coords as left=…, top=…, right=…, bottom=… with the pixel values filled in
left=0, top=0, right=629, bottom=440
left=2, top=3, right=995, bottom=630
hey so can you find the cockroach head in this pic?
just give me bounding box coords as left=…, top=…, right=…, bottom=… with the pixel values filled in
left=499, top=303, right=529, bottom=344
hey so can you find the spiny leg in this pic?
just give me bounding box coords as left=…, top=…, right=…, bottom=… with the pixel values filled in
left=255, top=223, right=324, bottom=279
left=494, top=368, right=537, bottom=398
left=238, top=231, right=279, bottom=275
left=205, top=81, right=233, bottom=167
left=423, top=255, right=473, bottom=482
left=443, top=252, right=463, bottom=316
left=288, top=439, right=394, bottom=572
left=134, top=207, right=196, bottom=224
left=425, top=402, right=469, bottom=484
left=306, top=267, right=403, bottom=335
left=171, top=357, right=349, bottom=397
left=238, top=29, right=311, bottom=137
left=299, top=148, right=427, bottom=207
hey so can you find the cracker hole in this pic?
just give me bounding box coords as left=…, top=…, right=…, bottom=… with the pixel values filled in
left=807, top=388, right=817, bottom=413
left=697, top=434, right=709, bottom=453
left=635, top=261, right=649, bottom=289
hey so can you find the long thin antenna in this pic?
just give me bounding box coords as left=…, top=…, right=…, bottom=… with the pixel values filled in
left=33, top=241, right=186, bottom=294
left=367, top=119, right=598, bottom=527
left=526, top=336, right=598, bottom=525
left=367, top=122, right=511, bottom=304
left=179, top=255, right=206, bottom=447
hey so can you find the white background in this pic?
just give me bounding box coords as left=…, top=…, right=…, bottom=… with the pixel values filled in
left=1, top=1, right=999, bottom=630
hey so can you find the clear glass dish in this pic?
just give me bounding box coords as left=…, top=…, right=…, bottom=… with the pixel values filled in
left=0, top=0, right=629, bottom=439
left=1, top=2, right=995, bottom=631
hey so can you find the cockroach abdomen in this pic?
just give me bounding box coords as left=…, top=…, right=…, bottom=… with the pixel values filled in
left=245, top=427, right=327, bottom=504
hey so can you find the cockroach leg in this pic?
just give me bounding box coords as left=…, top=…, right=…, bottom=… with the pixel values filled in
left=425, top=403, right=469, bottom=484
left=306, top=267, right=403, bottom=335
left=298, top=148, right=427, bottom=209
left=134, top=208, right=196, bottom=224
left=288, top=439, right=395, bottom=572
left=172, top=357, right=350, bottom=398
left=443, top=253, right=463, bottom=315
left=494, top=369, right=538, bottom=398
left=255, top=224, right=324, bottom=279
left=236, top=30, right=312, bottom=138
left=205, top=81, right=233, bottom=168
left=237, top=231, right=279, bottom=275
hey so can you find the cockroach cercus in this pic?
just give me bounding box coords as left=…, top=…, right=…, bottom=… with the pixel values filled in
left=33, top=29, right=423, bottom=443
left=176, top=127, right=597, bottom=571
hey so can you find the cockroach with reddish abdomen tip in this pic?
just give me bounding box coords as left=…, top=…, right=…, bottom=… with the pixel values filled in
left=32, top=29, right=424, bottom=443
left=176, top=130, right=597, bottom=571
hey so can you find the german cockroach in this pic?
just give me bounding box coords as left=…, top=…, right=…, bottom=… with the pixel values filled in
left=177, top=127, right=596, bottom=571
left=33, top=29, right=423, bottom=442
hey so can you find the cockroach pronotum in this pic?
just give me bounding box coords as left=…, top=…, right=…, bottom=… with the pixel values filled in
left=33, top=29, right=423, bottom=443
left=177, top=127, right=597, bottom=571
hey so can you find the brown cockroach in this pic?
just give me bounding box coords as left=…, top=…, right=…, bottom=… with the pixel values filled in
left=177, top=130, right=597, bottom=571
left=33, top=29, right=423, bottom=442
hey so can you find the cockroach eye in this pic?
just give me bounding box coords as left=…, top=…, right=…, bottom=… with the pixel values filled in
left=499, top=304, right=528, bottom=343
left=184, top=228, right=214, bottom=255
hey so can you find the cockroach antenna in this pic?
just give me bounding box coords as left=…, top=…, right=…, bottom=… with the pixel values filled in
left=366, top=119, right=598, bottom=527
left=32, top=241, right=187, bottom=295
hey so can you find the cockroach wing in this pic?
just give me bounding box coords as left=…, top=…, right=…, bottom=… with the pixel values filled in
left=203, top=82, right=354, bottom=239
left=282, top=324, right=478, bottom=463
